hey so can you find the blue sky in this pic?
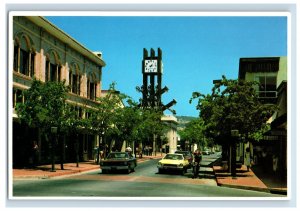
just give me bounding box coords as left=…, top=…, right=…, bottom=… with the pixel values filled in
left=46, top=15, right=287, bottom=117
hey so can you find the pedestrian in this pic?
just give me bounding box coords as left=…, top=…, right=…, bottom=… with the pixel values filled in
left=145, top=146, right=149, bottom=156
left=31, top=141, right=39, bottom=167
left=192, top=149, right=202, bottom=179
left=245, top=147, right=252, bottom=171
left=272, top=154, right=278, bottom=172
left=149, top=146, right=153, bottom=156
left=125, top=145, right=132, bottom=156
left=139, top=147, right=143, bottom=158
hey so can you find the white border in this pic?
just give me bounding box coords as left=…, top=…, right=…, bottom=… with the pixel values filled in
left=6, top=8, right=295, bottom=207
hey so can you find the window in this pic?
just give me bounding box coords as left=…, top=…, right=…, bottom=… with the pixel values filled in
left=87, top=79, right=97, bottom=100
left=19, top=48, right=29, bottom=75
left=256, top=75, right=277, bottom=98
left=13, top=89, right=23, bottom=108
left=13, top=45, right=19, bottom=71
left=69, top=64, right=81, bottom=95
left=85, top=111, right=91, bottom=119
left=45, top=52, right=61, bottom=82
left=87, top=73, right=97, bottom=100
left=70, top=106, right=83, bottom=119
left=70, top=74, right=81, bottom=95
left=13, top=34, right=35, bottom=77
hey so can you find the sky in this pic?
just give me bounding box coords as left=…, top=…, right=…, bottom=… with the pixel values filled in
left=45, top=15, right=287, bottom=117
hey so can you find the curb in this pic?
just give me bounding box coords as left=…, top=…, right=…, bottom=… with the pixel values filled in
left=13, top=166, right=100, bottom=179
left=215, top=180, right=270, bottom=193
left=269, top=188, right=287, bottom=195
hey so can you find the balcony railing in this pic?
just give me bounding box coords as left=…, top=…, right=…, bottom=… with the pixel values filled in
left=257, top=91, right=277, bottom=98
left=257, top=91, right=277, bottom=104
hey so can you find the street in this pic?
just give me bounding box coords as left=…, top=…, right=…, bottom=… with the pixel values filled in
left=12, top=154, right=281, bottom=198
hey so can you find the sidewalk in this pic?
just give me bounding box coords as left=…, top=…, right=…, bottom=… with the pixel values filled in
left=13, top=154, right=164, bottom=179
left=213, top=165, right=287, bottom=195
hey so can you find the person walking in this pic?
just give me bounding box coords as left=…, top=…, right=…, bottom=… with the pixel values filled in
left=245, top=147, right=252, bottom=171
left=192, top=149, right=202, bottom=179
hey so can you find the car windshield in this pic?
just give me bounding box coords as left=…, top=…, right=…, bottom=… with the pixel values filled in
left=107, top=153, right=128, bottom=159
left=164, top=154, right=183, bottom=160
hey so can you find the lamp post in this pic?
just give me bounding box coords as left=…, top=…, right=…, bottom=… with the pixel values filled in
left=231, top=129, right=239, bottom=179
left=50, top=126, right=57, bottom=172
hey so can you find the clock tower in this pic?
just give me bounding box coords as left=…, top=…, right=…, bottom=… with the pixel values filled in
left=140, top=48, right=176, bottom=113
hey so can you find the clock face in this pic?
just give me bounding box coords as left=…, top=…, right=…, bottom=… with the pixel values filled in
left=144, top=59, right=158, bottom=73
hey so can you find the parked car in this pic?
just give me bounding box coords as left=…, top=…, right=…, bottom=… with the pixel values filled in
left=157, top=153, right=190, bottom=175
left=100, top=152, right=137, bottom=174
left=174, top=150, right=193, bottom=168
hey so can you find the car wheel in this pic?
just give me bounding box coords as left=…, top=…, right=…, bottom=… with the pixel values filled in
left=102, top=169, right=107, bottom=174
left=158, top=169, right=163, bottom=174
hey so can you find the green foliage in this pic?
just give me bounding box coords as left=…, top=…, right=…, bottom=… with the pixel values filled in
left=87, top=82, right=125, bottom=138
left=139, top=108, right=167, bottom=139
left=113, top=99, right=142, bottom=143
left=16, top=79, right=69, bottom=131
left=190, top=75, right=278, bottom=143
left=178, top=118, right=206, bottom=146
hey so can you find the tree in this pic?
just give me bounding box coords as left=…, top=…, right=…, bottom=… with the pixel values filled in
left=137, top=108, right=167, bottom=155
left=16, top=79, right=69, bottom=171
left=190, top=75, right=277, bottom=174
left=60, top=103, right=89, bottom=168
left=87, top=83, right=125, bottom=163
left=113, top=99, right=142, bottom=154
left=178, top=118, right=206, bottom=151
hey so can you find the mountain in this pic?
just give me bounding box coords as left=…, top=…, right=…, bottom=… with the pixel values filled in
left=176, top=115, right=198, bottom=130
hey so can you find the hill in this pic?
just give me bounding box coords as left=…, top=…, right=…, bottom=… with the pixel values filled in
left=176, top=115, right=198, bottom=129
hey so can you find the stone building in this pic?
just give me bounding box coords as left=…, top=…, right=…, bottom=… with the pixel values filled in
left=12, top=16, right=106, bottom=167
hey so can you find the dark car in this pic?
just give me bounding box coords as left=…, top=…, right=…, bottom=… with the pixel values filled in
left=100, top=152, right=137, bottom=174
left=174, top=150, right=193, bottom=168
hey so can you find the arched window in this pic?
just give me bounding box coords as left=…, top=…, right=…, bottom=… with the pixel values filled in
left=13, top=33, right=35, bottom=78
left=87, top=72, right=97, bottom=100
left=45, top=50, right=61, bottom=82
left=69, top=63, right=81, bottom=95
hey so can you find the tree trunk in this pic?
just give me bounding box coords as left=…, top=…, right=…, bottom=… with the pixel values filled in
left=50, top=133, right=56, bottom=172
left=60, top=135, right=65, bottom=170
left=96, top=136, right=101, bottom=164
left=231, top=141, right=237, bottom=177
left=153, top=134, right=156, bottom=156
left=75, top=134, right=79, bottom=167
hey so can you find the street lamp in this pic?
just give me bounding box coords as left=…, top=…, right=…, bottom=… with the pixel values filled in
left=50, top=126, right=57, bottom=172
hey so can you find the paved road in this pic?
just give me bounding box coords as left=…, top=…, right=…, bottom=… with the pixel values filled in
left=12, top=156, right=280, bottom=198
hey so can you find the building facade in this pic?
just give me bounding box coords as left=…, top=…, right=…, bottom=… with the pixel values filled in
left=12, top=16, right=106, bottom=167
left=161, top=115, right=178, bottom=154
left=238, top=57, right=287, bottom=182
